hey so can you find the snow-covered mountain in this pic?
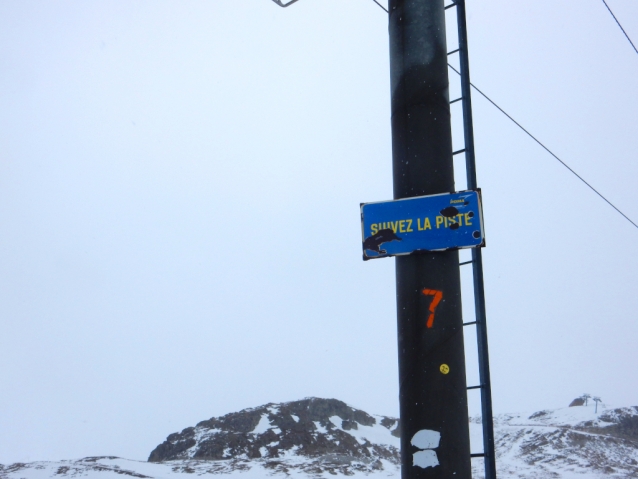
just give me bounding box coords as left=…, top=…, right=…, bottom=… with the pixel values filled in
left=147, top=397, right=400, bottom=474
left=482, top=404, right=638, bottom=479
left=1, top=398, right=637, bottom=479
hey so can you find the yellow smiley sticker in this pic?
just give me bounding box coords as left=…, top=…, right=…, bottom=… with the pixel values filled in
left=440, top=364, right=450, bottom=375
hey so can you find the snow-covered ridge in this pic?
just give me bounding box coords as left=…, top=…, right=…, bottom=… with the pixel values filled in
left=0, top=456, right=399, bottom=479
left=148, top=397, right=400, bottom=473
left=1, top=399, right=637, bottom=479
left=469, top=404, right=638, bottom=479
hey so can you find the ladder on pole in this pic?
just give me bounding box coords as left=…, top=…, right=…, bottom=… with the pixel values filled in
left=446, top=1, right=497, bottom=478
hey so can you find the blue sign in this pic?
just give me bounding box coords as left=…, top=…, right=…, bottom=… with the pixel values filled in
left=361, top=190, right=484, bottom=260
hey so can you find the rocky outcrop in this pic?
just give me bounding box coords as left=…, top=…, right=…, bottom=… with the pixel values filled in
left=148, top=397, right=400, bottom=473
left=568, top=397, right=585, bottom=407
left=3, top=399, right=638, bottom=479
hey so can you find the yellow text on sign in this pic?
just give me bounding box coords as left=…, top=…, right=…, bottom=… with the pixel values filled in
left=369, top=213, right=473, bottom=235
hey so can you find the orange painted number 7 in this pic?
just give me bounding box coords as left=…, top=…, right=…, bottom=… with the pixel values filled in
left=422, top=289, right=443, bottom=329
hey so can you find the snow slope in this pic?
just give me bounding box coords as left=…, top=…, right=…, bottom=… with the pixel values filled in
left=2, top=399, right=637, bottom=479
left=470, top=404, right=638, bottom=479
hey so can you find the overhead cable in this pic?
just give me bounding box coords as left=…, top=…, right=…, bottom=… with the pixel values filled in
left=448, top=63, right=638, bottom=230
left=601, top=0, right=638, bottom=57
left=372, top=0, right=388, bottom=13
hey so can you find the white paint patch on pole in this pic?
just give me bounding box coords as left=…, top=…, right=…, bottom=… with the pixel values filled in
left=411, top=429, right=441, bottom=449
left=411, top=429, right=441, bottom=469
left=413, top=449, right=440, bottom=469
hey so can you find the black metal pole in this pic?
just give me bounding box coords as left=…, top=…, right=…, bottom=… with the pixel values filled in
left=389, top=1, right=471, bottom=478
left=454, top=1, right=497, bottom=478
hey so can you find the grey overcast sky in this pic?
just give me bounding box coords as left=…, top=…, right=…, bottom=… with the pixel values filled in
left=1, top=0, right=637, bottom=465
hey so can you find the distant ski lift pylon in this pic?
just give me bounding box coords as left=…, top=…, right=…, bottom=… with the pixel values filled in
left=271, top=0, right=301, bottom=7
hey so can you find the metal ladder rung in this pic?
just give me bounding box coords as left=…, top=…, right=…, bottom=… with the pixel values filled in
left=449, top=3, right=496, bottom=477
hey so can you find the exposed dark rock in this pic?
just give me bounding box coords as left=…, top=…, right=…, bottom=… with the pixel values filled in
left=341, top=420, right=357, bottom=431
left=148, top=438, right=196, bottom=463
left=569, top=397, right=585, bottom=407
left=3, top=401, right=638, bottom=479
left=580, top=406, right=638, bottom=441
left=379, top=416, right=400, bottom=437
left=147, top=397, right=399, bottom=467
left=528, top=410, right=549, bottom=419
